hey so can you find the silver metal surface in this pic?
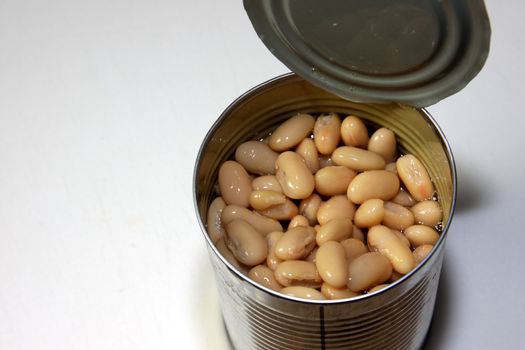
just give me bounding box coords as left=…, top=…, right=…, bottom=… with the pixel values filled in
left=243, top=0, right=491, bottom=107
left=194, top=74, right=456, bottom=350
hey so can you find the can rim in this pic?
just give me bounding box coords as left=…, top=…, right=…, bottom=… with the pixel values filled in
left=193, top=72, right=457, bottom=304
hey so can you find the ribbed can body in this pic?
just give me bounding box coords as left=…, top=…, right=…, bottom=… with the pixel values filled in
left=194, top=74, right=456, bottom=350
left=210, top=243, right=443, bottom=350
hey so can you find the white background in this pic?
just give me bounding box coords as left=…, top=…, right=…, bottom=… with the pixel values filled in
left=0, top=0, right=523, bottom=349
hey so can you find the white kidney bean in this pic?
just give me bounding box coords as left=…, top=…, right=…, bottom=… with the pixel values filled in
left=218, top=160, right=252, bottom=207
left=354, top=198, right=385, bottom=228
left=382, top=201, right=415, bottom=230
left=305, top=247, right=318, bottom=263
left=348, top=252, right=392, bottom=292
left=413, top=244, right=434, bottom=264
left=274, top=260, right=322, bottom=288
left=392, top=230, right=411, bottom=249
left=222, top=205, right=283, bottom=235
left=315, top=241, right=348, bottom=288
left=341, top=115, right=369, bottom=148
left=321, top=283, right=360, bottom=300
left=404, top=225, right=440, bottom=247
left=207, top=197, right=226, bottom=243
left=274, top=226, right=317, bottom=260
left=368, top=128, right=397, bottom=162
left=314, top=113, right=341, bottom=155
left=249, top=190, right=286, bottom=211
left=396, top=154, right=435, bottom=201
left=367, top=225, right=415, bottom=274
left=392, top=187, right=416, bottom=207
left=288, top=215, right=310, bottom=229
left=266, top=231, right=284, bottom=270
left=269, top=114, right=315, bottom=151
left=248, top=265, right=282, bottom=291
left=275, top=151, right=315, bottom=199
left=252, top=175, right=283, bottom=193
left=332, top=146, right=386, bottom=172
left=259, top=198, right=298, bottom=221
left=389, top=271, right=403, bottom=283
left=235, top=140, right=279, bottom=175
left=299, top=194, right=322, bottom=225
left=341, top=238, right=368, bottom=263
left=316, top=195, right=356, bottom=225
left=296, top=138, right=320, bottom=173
left=225, top=219, right=268, bottom=266
left=316, top=217, right=353, bottom=245
left=368, top=284, right=389, bottom=293
left=281, top=286, right=325, bottom=300
left=411, top=200, right=443, bottom=227
left=347, top=170, right=400, bottom=204
left=314, top=166, right=356, bottom=196
left=215, top=237, right=242, bottom=271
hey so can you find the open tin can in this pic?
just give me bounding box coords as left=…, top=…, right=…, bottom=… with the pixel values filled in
left=194, top=1, right=490, bottom=349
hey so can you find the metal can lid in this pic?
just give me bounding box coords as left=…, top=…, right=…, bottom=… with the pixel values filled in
left=244, top=0, right=491, bottom=107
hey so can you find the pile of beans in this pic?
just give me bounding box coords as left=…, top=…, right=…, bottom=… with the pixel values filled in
left=206, top=113, right=442, bottom=300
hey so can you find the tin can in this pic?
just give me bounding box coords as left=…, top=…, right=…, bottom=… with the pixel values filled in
left=194, top=73, right=456, bottom=350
